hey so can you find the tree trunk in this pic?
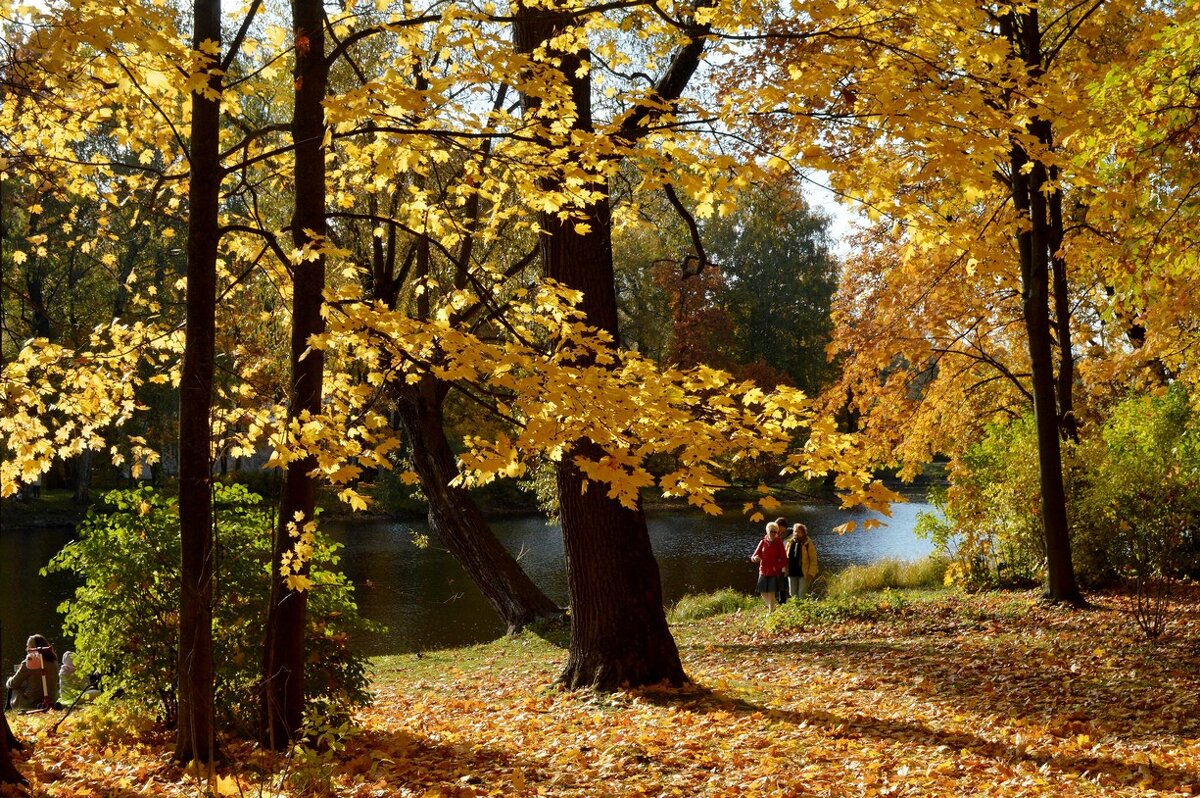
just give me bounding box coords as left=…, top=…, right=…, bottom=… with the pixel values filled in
left=261, top=0, right=328, bottom=748
left=1006, top=8, right=1083, bottom=606
left=539, top=196, right=687, bottom=689
left=175, top=0, right=222, bottom=765
left=0, top=713, right=23, bottom=786
left=0, top=626, right=24, bottom=785
left=513, top=0, right=697, bottom=689
left=394, top=377, right=564, bottom=633
left=72, top=449, right=92, bottom=505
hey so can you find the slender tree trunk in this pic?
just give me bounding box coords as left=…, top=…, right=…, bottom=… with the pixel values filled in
left=175, top=0, right=222, bottom=765
left=0, top=94, right=19, bottom=788
left=394, top=377, right=564, bottom=632
left=1047, top=180, right=1077, bottom=442
left=261, top=0, right=327, bottom=748
left=1006, top=8, right=1083, bottom=606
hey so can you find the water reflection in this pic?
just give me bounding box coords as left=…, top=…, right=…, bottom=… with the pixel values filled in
left=2, top=501, right=935, bottom=661
left=328, top=501, right=935, bottom=655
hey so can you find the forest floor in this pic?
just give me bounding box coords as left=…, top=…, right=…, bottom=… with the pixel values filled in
left=4, top=588, right=1199, bottom=797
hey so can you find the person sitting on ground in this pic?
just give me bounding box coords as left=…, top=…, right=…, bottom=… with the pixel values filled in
left=59, top=650, right=85, bottom=696
left=6, top=634, right=60, bottom=711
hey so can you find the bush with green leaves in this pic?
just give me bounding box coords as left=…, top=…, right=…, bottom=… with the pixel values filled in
left=917, top=417, right=1048, bottom=590
left=928, top=385, right=1200, bottom=596
left=44, top=484, right=379, bottom=733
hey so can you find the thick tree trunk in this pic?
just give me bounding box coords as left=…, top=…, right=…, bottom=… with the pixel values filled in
left=175, top=0, right=221, bottom=765
left=1007, top=8, right=1083, bottom=606
left=261, top=0, right=327, bottom=748
left=513, top=0, right=696, bottom=689
left=539, top=196, right=687, bottom=689
left=395, top=378, right=564, bottom=632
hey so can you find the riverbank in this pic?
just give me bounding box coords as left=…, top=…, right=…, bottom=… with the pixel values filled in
left=6, top=587, right=1198, bottom=797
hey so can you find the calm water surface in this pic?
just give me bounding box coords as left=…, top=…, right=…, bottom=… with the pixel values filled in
left=1, top=501, right=935, bottom=661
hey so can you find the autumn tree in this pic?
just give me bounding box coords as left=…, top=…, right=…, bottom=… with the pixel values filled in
left=260, top=0, right=330, bottom=748
left=721, top=0, right=1184, bottom=603
left=511, top=0, right=719, bottom=688
left=175, top=0, right=225, bottom=766
left=320, top=34, right=563, bottom=632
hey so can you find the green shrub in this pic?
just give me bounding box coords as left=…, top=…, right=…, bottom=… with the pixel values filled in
left=668, top=589, right=760, bottom=622
left=44, top=485, right=380, bottom=733
left=824, top=556, right=949, bottom=597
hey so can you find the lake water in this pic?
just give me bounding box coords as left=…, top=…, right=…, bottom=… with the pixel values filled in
left=1, top=501, right=935, bottom=662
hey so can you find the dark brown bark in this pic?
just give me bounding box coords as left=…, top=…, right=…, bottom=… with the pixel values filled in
left=1048, top=174, right=1077, bottom=443
left=395, top=376, right=564, bottom=632
left=0, top=95, right=19, bottom=790
left=175, top=0, right=222, bottom=765
left=0, top=713, right=23, bottom=785
left=514, top=0, right=703, bottom=688
left=1006, top=7, right=1083, bottom=606
left=261, top=0, right=328, bottom=748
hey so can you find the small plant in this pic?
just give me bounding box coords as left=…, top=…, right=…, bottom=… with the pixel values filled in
left=667, top=589, right=760, bottom=622
left=44, top=485, right=380, bottom=733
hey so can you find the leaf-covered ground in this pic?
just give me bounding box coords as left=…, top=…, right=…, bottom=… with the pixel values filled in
left=4, top=590, right=1199, bottom=797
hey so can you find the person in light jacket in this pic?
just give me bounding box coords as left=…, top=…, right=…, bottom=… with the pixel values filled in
left=787, top=523, right=819, bottom=599
left=6, top=634, right=59, bottom=711
left=751, top=521, right=788, bottom=612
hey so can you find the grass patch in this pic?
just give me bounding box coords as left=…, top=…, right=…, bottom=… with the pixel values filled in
left=667, top=589, right=760, bottom=623
left=766, top=590, right=917, bottom=631
left=823, top=555, right=949, bottom=597
left=371, top=628, right=565, bottom=686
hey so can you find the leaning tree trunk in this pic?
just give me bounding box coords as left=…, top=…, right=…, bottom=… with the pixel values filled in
left=1005, top=7, right=1083, bottom=606
left=395, top=376, right=564, bottom=632
left=261, top=0, right=328, bottom=749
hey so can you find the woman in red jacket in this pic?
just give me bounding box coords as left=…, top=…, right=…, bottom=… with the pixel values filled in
left=750, top=521, right=788, bottom=612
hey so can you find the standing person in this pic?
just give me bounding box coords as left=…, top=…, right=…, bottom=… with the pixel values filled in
left=773, top=517, right=790, bottom=605
left=787, top=523, right=819, bottom=599
left=750, top=522, right=788, bottom=612
left=6, top=635, right=59, bottom=711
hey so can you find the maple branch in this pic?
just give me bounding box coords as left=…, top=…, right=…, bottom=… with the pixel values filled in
left=616, top=0, right=712, bottom=143
left=220, top=124, right=290, bottom=162
left=929, top=344, right=1033, bottom=403
left=220, top=0, right=264, bottom=73
left=109, top=53, right=188, bottom=162
left=323, top=13, right=448, bottom=68
left=1041, top=0, right=1107, bottom=66
left=662, top=183, right=709, bottom=276
left=220, top=223, right=292, bottom=270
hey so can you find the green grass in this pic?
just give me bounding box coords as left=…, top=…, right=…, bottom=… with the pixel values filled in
left=667, top=589, right=760, bottom=623
left=823, top=555, right=949, bottom=597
